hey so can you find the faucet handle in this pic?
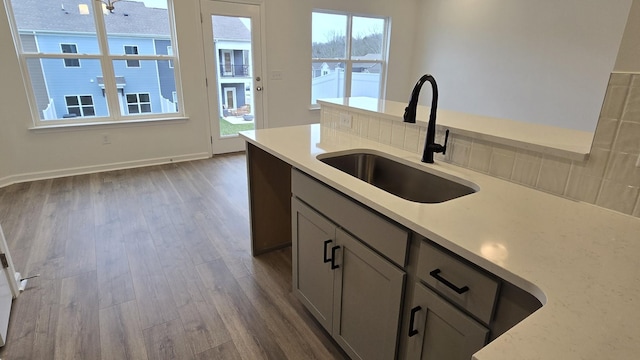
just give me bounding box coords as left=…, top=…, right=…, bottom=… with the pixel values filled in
left=442, top=129, right=450, bottom=155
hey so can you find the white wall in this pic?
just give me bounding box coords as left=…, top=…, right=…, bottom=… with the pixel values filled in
left=263, top=0, right=419, bottom=128
left=411, top=0, right=631, bottom=132
left=0, top=6, right=18, bottom=184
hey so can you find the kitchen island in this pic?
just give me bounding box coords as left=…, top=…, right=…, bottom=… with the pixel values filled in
left=241, top=123, right=640, bottom=359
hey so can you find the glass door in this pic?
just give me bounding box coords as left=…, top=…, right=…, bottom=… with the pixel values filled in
left=201, top=1, right=264, bottom=154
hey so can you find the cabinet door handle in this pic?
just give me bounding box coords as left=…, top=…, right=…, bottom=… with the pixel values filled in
left=429, top=269, right=470, bottom=294
left=408, top=306, right=422, bottom=337
left=330, top=246, right=341, bottom=269
left=323, top=239, right=332, bottom=263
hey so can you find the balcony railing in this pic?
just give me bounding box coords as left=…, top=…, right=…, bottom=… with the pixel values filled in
left=220, top=64, right=249, bottom=77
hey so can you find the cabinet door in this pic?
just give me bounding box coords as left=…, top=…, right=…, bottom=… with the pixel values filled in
left=406, top=283, right=489, bottom=360
left=292, top=198, right=336, bottom=332
left=333, top=229, right=405, bottom=360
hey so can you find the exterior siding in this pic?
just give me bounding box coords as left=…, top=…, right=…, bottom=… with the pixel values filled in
left=20, top=34, right=50, bottom=113
left=154, top=39, right=177, bottom=103
left=33, top=33, right=173, bottom=119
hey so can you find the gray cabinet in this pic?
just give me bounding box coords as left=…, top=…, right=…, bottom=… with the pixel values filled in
left=405, top=282, right=489, bottom=360
left=292, top=197, right=405, bottom=360
left=292, top=198, right=336, bottom=333
left=333, top=228, right=405, bottom=360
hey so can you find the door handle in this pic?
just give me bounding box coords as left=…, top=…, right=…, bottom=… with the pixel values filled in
left=408, top=306, right=422, bottom=337
left=323, top=239, right=332, bottom=263
left=429, top=269, right=470, bottom=294
left=256, top=86, right=263, bottom=91
left=330, top=246, right=340, bottom=269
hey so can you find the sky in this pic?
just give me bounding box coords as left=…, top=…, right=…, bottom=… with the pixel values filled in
left=312, top=12, right=384, bottom=43
left=140, top=0, right=167, bottom=9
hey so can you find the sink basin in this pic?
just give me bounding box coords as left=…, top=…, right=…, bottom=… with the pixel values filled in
left=317, top=151, right=477, bottom=203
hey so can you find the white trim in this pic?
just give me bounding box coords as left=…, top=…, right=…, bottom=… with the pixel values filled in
left=223, top=87, right=237, bottom=109
left=123, top=45, right=141, bottom=68
left=167, top=45, right=174, bottom=68
left=64, top=94, right=96, bottom=117
left=221, top=49, right=234, bottom=76
left=125, top=92, right=152, bottom=114
left=0, top=152, right=211, bottom=190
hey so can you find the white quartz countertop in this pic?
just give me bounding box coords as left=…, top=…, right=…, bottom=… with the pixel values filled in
left=241, top=124, right=640, bottom=360
left=319, top=97, right=594, bottom=161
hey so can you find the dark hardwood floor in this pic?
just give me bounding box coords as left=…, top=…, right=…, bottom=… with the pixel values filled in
left=0, top=153, right=346, bottom=360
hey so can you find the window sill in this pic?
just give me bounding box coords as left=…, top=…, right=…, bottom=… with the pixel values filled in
left=29, top=116, right=189, bottom=132
left=309, top=105, right=321, bottom=111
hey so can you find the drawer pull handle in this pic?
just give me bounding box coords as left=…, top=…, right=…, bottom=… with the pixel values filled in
left=408, top=306, right=422, bottom=337
left=330, top=246, right=341, bottom=270
left=323, top=240, right=332, bottom=263
left=430, top=269, right=470, bottom=294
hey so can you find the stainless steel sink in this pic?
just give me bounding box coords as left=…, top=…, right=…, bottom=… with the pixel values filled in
left=318, top=151, right=477, bottom=203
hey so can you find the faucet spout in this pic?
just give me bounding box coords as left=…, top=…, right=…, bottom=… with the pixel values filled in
left=403, top=74, right=449, bottom=163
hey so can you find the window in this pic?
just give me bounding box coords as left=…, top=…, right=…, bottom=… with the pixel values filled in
left=311, top=11, right=389, bottom=106
left=126, top=93, right=152, bottom=114
left=61, top=43, right=80, bottom=68
left=65, top=95, right=95, bottom=117
left=124, top=45, right=140, bottom=68
left=5, top=0, right=181, bottom=125
left=167, top=46, right=174, bottom=68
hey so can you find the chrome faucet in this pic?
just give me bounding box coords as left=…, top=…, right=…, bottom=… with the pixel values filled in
left=403, top=74, right=449, bottom=163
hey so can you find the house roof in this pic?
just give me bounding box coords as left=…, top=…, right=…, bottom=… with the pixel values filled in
left=11, top=0, right=171, bottom=36
left=10, top=0, right=251, bottom=40
left=212, top=15, right=251, bottom=41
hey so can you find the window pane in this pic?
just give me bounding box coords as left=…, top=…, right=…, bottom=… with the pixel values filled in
left=114, top=60, right=178, bottom=116
left=140, top=104, right=152, bottom=113
left=105, top=0, right=173, bottom=56
left=11, top=0, right=100, bottom=54
left=65, top=96, right=79, bottom=106
left=83, top=106, right=95, bottom=116
left=28, top=58, right=108, bottom=121
left=312, top=13, right=347, bottom=59
left=80, top=96, right=93, bottom=105
left=61, top=44, right=78, bottom=54
left=351, top=17, right=385, bottom=60
left=351, top=63, right=381, bottom=99
left=124, top=46, right=139, bottom=55
left=64, top=58, right=81, bottom=68
left=128, top=105, right=138, bottom=113
left=311, top=61, right=345, bottom=104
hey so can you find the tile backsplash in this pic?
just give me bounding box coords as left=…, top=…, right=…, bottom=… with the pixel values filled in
left=321, top=73, right=640, bottom=218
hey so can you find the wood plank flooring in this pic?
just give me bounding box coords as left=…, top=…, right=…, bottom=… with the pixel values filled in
left=0, top=154, right=347, bottom=360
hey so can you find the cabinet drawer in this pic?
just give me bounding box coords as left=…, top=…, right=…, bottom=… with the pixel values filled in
left=292, top=168, right=409, bottom=267
left=417, top=241, right=499, bottom=324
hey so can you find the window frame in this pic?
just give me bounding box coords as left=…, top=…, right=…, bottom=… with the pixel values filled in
left=65, top=94, right=95, bottom=117
left=310, top=10, right=390, bottom=107
left=4, top=0, right=183, bottom=127
left=126, top=92, right=152, bottom=114
left=60, top=43, right=81, bottom=68
left=123, top=45, right=141, bottom=68
left=167, top=45, right=174, bottom=68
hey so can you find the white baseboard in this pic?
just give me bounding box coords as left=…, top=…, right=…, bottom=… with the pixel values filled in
left=0, top=152, right=212, bottom=189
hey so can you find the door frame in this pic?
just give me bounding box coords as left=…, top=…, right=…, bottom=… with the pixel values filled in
left=223, top=86, right=237, bottom=110
left=200, top=0, right=268, bottom=155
